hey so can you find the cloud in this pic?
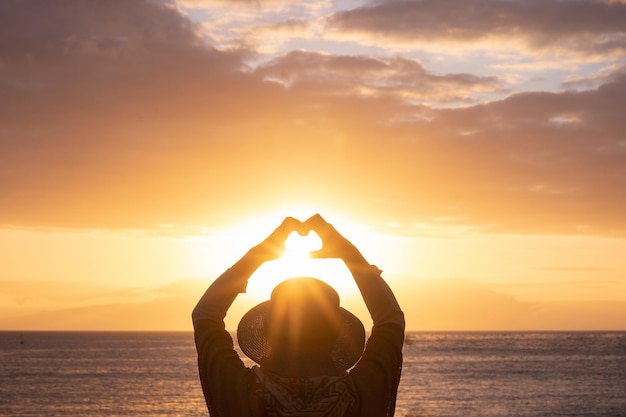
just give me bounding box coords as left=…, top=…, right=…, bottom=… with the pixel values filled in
left=178, top=0, right=310, bottom=7
left=390, top=74, right=626, bottom=235
left=256, top=51, right=504, bottom=103
left=244, top=17, right=316, bottom=46
left=536, top=267, right=609, bottom=272
left=562, top=63, right=626, bottom=90
left=326, top=0, right=626, bottom=56
left=262, top=17, right=312, bottom=32
left=0, top=0, right=267, bottom=228
left=1, top=0, right=626, bottom=236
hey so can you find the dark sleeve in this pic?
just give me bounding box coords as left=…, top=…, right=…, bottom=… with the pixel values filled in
left=192, top=268, right=253, bottom=417
left=348, top=265, right=405, bottom=417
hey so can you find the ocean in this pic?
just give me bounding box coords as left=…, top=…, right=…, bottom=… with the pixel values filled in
left=1, top=331, right=624, bottom=416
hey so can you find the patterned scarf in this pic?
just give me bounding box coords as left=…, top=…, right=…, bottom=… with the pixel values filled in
left=250, top=367, right=357, bottom=417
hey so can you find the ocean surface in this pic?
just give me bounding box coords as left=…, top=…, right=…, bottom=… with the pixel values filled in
left=1, top=331, right=625, bottom=416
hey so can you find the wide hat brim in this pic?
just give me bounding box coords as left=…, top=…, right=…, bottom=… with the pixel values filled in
left=237, top=300, right=366, bottom=372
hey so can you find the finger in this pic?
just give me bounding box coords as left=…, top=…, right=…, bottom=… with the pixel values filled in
left=303, top=213, right=324, bottom=225
left=272, top=217, right=302, bottom=240
left=303, top=214, right=331, bottom=237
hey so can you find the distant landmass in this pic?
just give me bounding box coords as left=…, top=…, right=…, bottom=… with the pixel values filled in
left=1, top=278, right=625, bottom=331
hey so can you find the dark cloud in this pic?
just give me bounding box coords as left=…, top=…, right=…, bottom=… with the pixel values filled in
left=256, top=51, right=504, bottom=103
left=327, top=0, right=626, bottom=54
left=1, top=0, right=625, bottom=236
left=180, top=0, right=287, bottom=6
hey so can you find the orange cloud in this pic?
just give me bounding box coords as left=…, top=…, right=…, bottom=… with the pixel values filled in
left=1, top=0, right=626, bottom=237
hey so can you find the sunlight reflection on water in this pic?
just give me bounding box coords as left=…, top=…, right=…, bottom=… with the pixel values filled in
left=1, top=331, right=624, bottom=416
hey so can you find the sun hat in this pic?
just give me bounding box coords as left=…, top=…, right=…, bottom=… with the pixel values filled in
left=237, top=277, right=366, bottom=372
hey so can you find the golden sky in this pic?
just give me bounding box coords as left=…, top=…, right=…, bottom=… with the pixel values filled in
left=1, top=0, right=626, bottom=330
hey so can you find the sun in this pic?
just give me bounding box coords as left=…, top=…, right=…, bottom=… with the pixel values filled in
left=246, top=230, right=359, bottom=301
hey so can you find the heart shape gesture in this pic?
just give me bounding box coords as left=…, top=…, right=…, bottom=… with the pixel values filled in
left=301, top=214, right=365, bottom=264
left=251, top=214, right=367, bottom=267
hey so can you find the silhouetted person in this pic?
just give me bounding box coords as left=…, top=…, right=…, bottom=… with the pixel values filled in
left=193, top=214, right=405, bottom=416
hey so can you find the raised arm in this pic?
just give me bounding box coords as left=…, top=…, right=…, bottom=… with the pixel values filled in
left=192, top=216, right=303, bottom=325
left=192, top=217, right=304, bottom=416
left=304, top=214, right=404, bottom=417
left=303, top=214, right=404, bottom=330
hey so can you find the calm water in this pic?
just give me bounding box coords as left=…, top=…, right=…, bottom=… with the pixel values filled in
left=1, top=331, right=625, bottom=416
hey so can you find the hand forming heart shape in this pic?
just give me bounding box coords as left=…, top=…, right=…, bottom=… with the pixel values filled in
left=252, top=214, right=363, bottom=264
